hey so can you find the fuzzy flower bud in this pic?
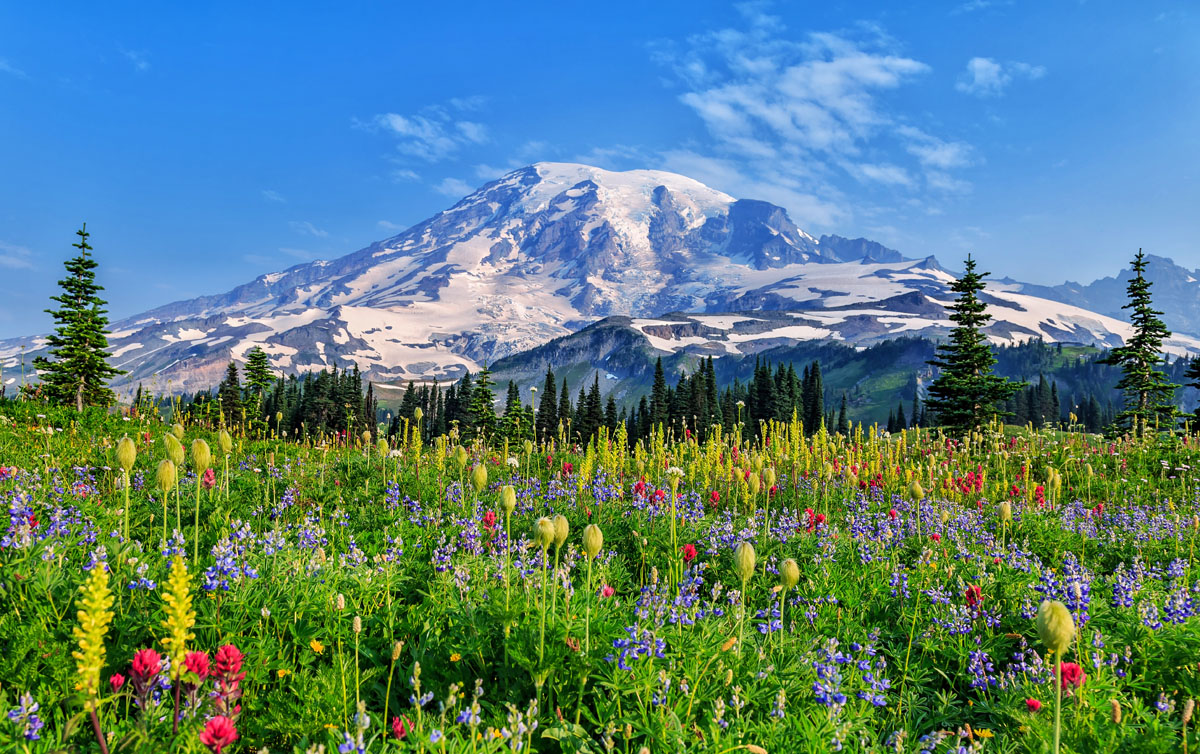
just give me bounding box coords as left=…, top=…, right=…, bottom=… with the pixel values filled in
left=733, top=542, right=756, bottom=583
left=1036, top=599, right=1075, bottom=656
left=353, top=616, right=362, bottom=634
left=172, top=423, right=185, bottom=440
left=779, top=558, right=800, bottom=591
left=553, top=514, right=569, bottom=550
left=1111, top=698, right=1122, bottom=724
left=534, top=517, right=556, bottom=550
left=156, top=459, right=178, bottom=493
left=999, top=501, right=1013, bottom=524
left=413, top=407, right=423, bottom=422
left=909, top=480, right=924, bottom=500
left=191, top=439, right=212, bottom=473
left=218, top=430, right=233, bottom=455
left=117, top=436, right=137, bottom=473
left=582, top=524, right=603, bottom=559
left=501, top=485, right=517, bottom=515
left=471, top=463, right=488, bottom=493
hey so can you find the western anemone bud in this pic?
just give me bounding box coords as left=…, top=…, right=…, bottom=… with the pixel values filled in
left=471, top=463, right=488, bottom=493
left=1036, top=600, right=1075, bottom=656
left=156, top=459, right=177, bottom=493
left=583, top=524, right=603, bottom=559
left=1084, top=463, right=1094, bottom=477
left=764, top=468, right=776, bottom=489
left=454, top=446, right=469, bottom=468
left=191, top=439, right=211, bottom=473
left=553, top=514, right=569, bottom=550
left=940, top=510, right=950, bottom=525
left=999, top=501, right=1013, bottom=524
left=275, top=411, right=283, bottom=424
left=413, top=407, right=424, bottom=423
left=376, top=439, right=388, bottom=457
left=909, top=480, right=924, bottom=500
left=353, top=616, right=362, bottom=634
left=172, top=423, right=185, bottom=440
left=218, top=430, right=232, bottom=455
left=501, top=485, right=517, bottom=515
left=733, top=542, right=756, bottom=583
left=748, top=474, right=761, bottom=495
left=117, top=436, right=137, bottom=473
left=164, top=434, right=185, bottom=467
left=534, top=517, right=555, bottom=550
left=523, top=439, right=533, bottom=455
left=780, top=558, right=800, bottom=590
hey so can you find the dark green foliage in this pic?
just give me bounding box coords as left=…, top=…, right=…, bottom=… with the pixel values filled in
left=925, top=256, right=1020, bottom=434
left=32, top=225, right=125, bottom=411
left=1099, top=249, right=1179, bottom=435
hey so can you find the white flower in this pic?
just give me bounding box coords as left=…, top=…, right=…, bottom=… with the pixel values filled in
left=507, top=457, right=519, bottom=468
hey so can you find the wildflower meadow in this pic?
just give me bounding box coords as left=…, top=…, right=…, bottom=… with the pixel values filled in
left=1, top=404, right=1199, bottom=754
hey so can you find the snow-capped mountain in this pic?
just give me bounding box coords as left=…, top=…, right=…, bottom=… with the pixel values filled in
left=1, top=162, right=1196, bottom=395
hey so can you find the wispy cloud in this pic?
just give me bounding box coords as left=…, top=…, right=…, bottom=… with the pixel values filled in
left=0, top=58, right=26, bottom=79
left=279, top=247, right=320, bottom=260
left=377, top=220, right=405, bottom=231
left=261, top=189, right=286, bottom=203
left=955, top=57, right=1045, bottom=97
left=650, top=6, right=976, bottom=227
left=119, top=47, right=151, bottom=72
left=367, top=97, right=491, bottom=163
left=434, top=177, right=475, bottom=198
left=289, top=220, right=328, bottom=238
left=951, top=0, right=1014, bottom=15
left=0, top=241, right=33, bottom=269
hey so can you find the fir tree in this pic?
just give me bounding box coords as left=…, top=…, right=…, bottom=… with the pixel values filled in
left=244, top=347, right=274, bottom=398
left=925, top=255, right=1020, bottom=434
left=1099, top=249, right=1178, bottom=435
left=33, top=225, right=125, bottom=410
left=218, top=361, right=243, bottom=426
left=650, top=357, right=669, bottom=429
left=535, top=367, right=558, bottom=440
left=837, top=393, right=850, bottom=435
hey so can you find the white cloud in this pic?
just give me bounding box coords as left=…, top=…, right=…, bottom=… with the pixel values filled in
left=261, top=189, right=286, bottom=203
left=956, top=57, right=1045, bottom=97
left=377, top=220, right=405, bottom=231
left=651, top=12, right=974, bottom=229
left=0, top=241, right=33, bottom=269
left=119, top=48, right=150, bottom=72
left=369, top=97, right=491, bottom=163
left=0, top=58, right=26, bottom=79
left=289, top=220, right=329, bottom=238
left=434, top=177, right=475, bottom=198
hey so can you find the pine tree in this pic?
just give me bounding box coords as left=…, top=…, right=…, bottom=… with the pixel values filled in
left=837, top=393, right=850, bottom=435
left=1099, top=249, right=1178, bottom=435
left=925, top=255, right=1020, bottom=434
left=536, top=367, right=558, bottom=440
left=218, top=361, right=243, bottom=426
left=33, top=225, right=125, bottom=410
left=244, top=347, right=274, bottom=398
left=650, top=357, right=669, bottom=429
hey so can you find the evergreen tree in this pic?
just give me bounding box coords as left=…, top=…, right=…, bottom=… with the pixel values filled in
left=1099, top=249, right=1178, bottom=434
left=650, top=357, right=669, bottom=429
left=557, top=380, right=573, bottom=435
left=1184, top=357, right=1200, bottom=426
left=536, top=367, right=558, bottom=440
left=470, top=366, right=498, bottom=438
left=244, top=347, right=274, bottom=399
left=925, top=255, right=1020, bottom=433
left=837, top=393, right=850, bottom=435
left=33, top=225, right=125, bottom=410
left=218, top=361, right=243, bottom=426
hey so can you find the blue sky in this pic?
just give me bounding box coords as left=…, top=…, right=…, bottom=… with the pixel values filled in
left=1, top=1, right=1197, bottom=338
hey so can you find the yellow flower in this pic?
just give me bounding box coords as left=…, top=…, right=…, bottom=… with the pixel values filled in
left=976, top=729, right=995, bottom=739
left=277, top=668, right=291, bottom=678
left=72, top=563, right=115, bottom=701
left=161, top=557, right=195, bottom=679
left=310, top=639, right=325, bottom=654
left=324, top=723, right=337, bottom=730
left=450, top=652, right=462, bottom=662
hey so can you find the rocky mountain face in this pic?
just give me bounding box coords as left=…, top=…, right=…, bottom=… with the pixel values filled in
left=1, top=162, right=1195, bottom=396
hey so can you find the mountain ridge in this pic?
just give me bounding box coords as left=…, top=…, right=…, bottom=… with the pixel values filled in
left=2, top=162, right=1197, bottom=395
